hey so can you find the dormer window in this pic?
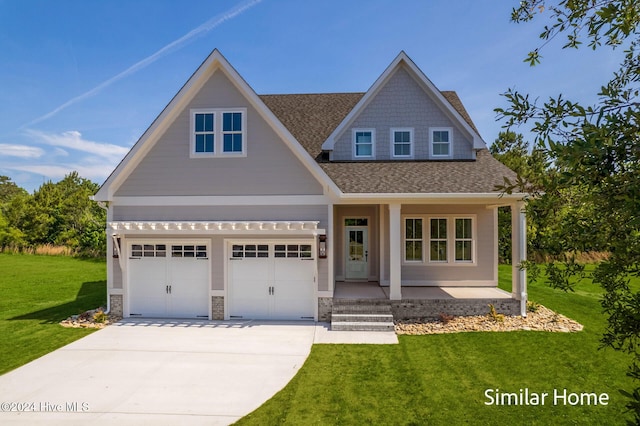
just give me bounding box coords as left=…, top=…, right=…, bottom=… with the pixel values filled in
left=191, top=108, right=246, bottom=158
left=391, top=128, right=413, bottom=158
left=353, top=129, right=375, bottom=159
left=430, top=127, right=452, bottom=159
left=194, top=112, right=215, bottom=153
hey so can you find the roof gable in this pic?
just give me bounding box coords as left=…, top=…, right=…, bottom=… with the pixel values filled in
left=94, top=49, right=340, bottom=201
left=321, top=51, right=486, bottom=152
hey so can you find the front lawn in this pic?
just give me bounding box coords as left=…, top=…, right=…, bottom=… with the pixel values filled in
left=0, top=254, right=106, bottom=375
left=238, top=265, right=638, bottom=425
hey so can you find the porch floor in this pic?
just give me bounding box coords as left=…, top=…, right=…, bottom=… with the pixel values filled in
left=334, top=281, right=513, bottom=300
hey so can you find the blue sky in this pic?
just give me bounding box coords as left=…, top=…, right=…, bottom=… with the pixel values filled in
left=0, top=0, right=623, bottom=192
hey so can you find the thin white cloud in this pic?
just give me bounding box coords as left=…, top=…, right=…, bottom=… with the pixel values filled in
left=25, top=0, right=262, bottom=127
left=0, top=144, right=45, bottom=159
left=8, top=163, right=116, bottom=182
left=24, top=129, right=129, bottom=161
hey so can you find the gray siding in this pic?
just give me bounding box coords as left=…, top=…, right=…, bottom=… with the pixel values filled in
left=333, top=66, right=474, bottom=161
left=116, top=70, right=323, bottom=196
left=112, top=259, right=122, bottom=289
left=383, top=205, right=497, bottom=286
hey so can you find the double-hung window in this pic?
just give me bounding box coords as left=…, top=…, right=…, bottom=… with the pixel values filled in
left=222, top=112, right=243, bottom=153
left=431, top=127, right=452, bottom=158
left=405, top=218, right=423, bottom=262
left=353, top=129, right=375, bottom=158
left=194, top=112, right=215, bottom=153
left=191, top=108, right=246, bottom=157
left=455, top=218, right=473, bottom=262
left=392, top=128, right=413, bottom=158
left=429, top=218, right=448, bottom=262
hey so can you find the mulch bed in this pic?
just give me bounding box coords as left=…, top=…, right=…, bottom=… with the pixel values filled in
left=60, top=308, right=122, bottom=329
left=394, top=304, right=583, bottom=335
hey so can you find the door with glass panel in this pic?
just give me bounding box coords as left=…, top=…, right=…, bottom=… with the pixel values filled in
left=345, top=218, right=369, bottom=280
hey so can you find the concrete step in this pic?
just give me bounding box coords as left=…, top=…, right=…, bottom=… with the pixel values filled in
left=331, top=321, right=395, bottom=332
left=332, top=305, right=392, bottom=314
left=333, top=298, right=392, bottom=306
left=331, top=313, right=394, bottom=323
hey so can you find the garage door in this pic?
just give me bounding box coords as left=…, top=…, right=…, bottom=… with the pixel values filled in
left=128, top=242, right=209, bottom=319
left=228, top=242, right=315, bottom=320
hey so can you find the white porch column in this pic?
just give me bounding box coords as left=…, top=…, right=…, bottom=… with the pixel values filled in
left=511, top=201, right=528, bottom=316
left=379, top=204, right=386, bottom=284
left=388, top=203, right=402, bottom=300
left=327, top=204, right=334, bottom=294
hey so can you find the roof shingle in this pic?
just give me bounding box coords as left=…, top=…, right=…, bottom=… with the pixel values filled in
left=259, top=93, right=517, bottom=194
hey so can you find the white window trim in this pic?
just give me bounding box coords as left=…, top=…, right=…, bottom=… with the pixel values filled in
left=402, top=214, right=477, bottom=266
left=453, top=217, right=474, bottom=263
left=428, top=217, right=449, bottom=264
left=403, top=216, right=423, bottom=263
left=391, top=127, right=414, bottom=159
left=430, top=127, right=453, bottom=159
left=190, top=108, right=247, bottom=158
left=352, top=128, right=376, bottom=159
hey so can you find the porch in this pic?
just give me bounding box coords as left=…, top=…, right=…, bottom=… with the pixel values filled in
left=329, top=202, right=528, bottom=317
left=332, top=281, right=521, bottom=321
left=334, top=281, right=513, bottom=301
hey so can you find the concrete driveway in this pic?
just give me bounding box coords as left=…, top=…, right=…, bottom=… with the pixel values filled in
left=0, top=319, right=318, bottom=425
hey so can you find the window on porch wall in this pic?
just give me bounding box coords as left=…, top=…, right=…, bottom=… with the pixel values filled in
left=455, top=218, right=473, bottom=262
left=405, top=218, right=423, bottom=261
left=430, top=218, right=448, bottom=262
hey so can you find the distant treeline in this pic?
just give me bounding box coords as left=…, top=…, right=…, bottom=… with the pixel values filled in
left=0, top=172, right=106, bottom=257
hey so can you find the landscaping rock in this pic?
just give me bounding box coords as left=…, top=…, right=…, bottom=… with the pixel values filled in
left=60, top=307, right=121, bottom=329
left=394, top=304, right=583, bottom=335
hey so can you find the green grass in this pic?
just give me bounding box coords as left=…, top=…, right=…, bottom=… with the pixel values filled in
left=238, top=265, right=639, bottom=425
left=0, top=253, right=106, bottom=375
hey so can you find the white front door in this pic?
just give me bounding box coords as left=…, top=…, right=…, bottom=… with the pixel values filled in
left=345, top=226, right=368, bottom=280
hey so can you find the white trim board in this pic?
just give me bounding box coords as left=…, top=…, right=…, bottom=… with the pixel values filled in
left=111, top=195, right=330, bottom=206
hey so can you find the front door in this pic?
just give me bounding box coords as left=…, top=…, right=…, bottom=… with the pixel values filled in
left=345, top=225, right=368, bottom=280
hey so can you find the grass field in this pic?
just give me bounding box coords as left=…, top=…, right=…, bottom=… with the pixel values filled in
left=0, top=253, right=106, bottom=375
left=1, top=254, right=637, bottom=424
left=238, top=265, right=639, bottom=425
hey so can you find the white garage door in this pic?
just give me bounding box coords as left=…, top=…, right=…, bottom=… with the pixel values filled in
left=128, top=242, right=209, bottom=319
left=228, top=242, right=315, bottom=320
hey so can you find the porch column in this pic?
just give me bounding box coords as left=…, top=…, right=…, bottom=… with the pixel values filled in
left=379, top=204, right=385, bottom=284
left=327, top=204, right=334, bottom=294
left=389, top=203, right=402, bottom=300
left=511, top=201, right=528, bottom=316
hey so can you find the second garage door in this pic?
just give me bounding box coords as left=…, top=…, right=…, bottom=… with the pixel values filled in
left=228, top=242, right=315, bottom=320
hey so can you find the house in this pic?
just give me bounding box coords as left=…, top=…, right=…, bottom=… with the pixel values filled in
left=93, top=49, right=528, bottom=325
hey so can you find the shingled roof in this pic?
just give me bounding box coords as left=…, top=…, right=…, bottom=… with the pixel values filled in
left=259, top=92, right=517, bottom=195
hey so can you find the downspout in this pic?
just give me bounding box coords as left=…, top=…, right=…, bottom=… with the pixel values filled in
left=92, top=197, right=111, bottom=314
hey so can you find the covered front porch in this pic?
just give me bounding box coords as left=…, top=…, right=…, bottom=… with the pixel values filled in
left=333, top=281, right=520, bottom=319
left=328, top=200, right=528, bottom=318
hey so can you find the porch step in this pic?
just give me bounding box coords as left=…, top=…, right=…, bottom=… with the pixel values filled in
left=331, top=313, right=394, bottom=323
left=331, top=321, right=395, bottom=332
left=331, top=299, right=395, bottom=332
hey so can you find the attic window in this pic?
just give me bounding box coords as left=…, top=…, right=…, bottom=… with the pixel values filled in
left=190, top=108, right=246, bottom=158
left=353, top=129, right=375, bottom=159
left=392, top=128, right=413, bottom=158
left=431, top=127, right=452, bottom=158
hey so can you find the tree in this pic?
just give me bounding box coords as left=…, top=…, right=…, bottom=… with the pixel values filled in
left=496, top=1, right=640, bottom=421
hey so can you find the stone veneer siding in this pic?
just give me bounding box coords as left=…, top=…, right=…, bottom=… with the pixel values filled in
left=391, top=298, right=520, bottom=319
left=110, top=294, right=123, bottom=317
left=212, top=296, right=224, bottom=320
left=318, top=297, right=333, bottom=322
